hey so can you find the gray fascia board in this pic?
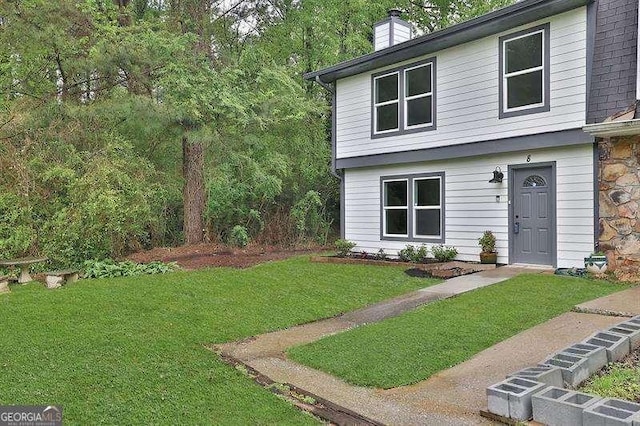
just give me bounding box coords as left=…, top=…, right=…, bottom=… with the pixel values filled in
left=335, top=128, right=594, bottom=169
left=304, top=0, right=592, bottom=83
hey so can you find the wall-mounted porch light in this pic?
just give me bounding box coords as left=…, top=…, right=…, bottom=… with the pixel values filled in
left=489, top=166, right=504, bottom=183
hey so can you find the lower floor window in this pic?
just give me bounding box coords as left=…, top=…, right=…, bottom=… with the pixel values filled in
left=381, top=173, right=444, bottom=241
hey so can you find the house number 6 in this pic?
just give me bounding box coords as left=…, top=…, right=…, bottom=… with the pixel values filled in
left=526, top=154, right=531, bottom=163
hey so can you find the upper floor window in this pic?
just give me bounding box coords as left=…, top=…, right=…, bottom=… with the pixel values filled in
left=372, top=58, right=436, bottom=137
left=499, top=24, right=550, bottom=119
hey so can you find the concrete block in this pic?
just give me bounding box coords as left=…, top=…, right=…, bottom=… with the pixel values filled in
left=583, top=398, right=640, bottom=425
left=0, top=279, right=9, bottom=294
left=487, top=377, right=547, bottom=420
left=532, top=387, right=602, bottom=426
left=584, top=331, right=631, bottom=362
left=627, top=316, right=640, bottom=326
left=45, top=275, right=63, bottom=289
left=608, top=324, right=640, bottom=350
left=508, top=365, right=564, bottom=388
left=560, top=343, right=608, bottom=375
left=543, top=352, right=591, bottom=388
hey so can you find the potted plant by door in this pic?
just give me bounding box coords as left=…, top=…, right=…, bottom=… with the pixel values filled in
left=584, top=252, right=608, bottom=274
left=478, top=230, right=498, bottom=264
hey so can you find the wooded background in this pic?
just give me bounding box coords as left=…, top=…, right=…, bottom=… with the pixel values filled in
left=0, top=0, right=510, bottom=266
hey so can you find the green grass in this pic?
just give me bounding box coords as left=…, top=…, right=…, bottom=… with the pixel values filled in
left=581, top=357, right=640, bottom=402
left=0, top=256, right=437, bottom=424
left=288, top=274, right=630, bottom=389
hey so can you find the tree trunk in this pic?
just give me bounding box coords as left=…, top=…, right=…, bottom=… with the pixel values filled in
left=182, top=136, right=205, bottom=244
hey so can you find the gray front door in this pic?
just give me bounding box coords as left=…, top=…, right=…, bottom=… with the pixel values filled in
left=511, top=165, right=554, bottom=266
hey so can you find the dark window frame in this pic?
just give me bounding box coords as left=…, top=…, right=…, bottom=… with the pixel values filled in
left=498, top=23, right=550, bottom=119
left=371, top=57, right=437, bottom=138
left=380, top=172, right=445, bottom=243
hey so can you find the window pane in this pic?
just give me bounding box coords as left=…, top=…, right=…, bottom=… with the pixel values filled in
left=375, top=74, right=398, bottom=103
left=407, top=96, right=432, bottom=127
left=507, top=70, right=543, bottom=109
left=376, top=103, right=398, bottom=131
left=416, top=209, right=441, bottom=236
left=384, top=181, right=407, bottom=206
left=505, top=32, right=542, bottom=74
left=386, top=209, right=408, bottom=235
left=406, top=65, right=431, bottom=96
left=415, top=178, right=440, bottom=206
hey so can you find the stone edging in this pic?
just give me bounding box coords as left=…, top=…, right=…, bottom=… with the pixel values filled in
left=310, top=256, right=496, bottom=271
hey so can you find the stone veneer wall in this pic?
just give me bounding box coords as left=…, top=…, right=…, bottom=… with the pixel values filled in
left=598, top=135, right=640, bottom=281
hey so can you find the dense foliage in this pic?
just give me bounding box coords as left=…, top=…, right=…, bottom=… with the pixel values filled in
left=0, top=0, right=512, bottom=266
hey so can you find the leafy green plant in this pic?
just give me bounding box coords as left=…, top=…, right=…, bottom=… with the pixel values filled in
left=229, top=225, right=250, bottom=248
left=83, top=259, right=179, bottom=279
left=398, top=244, right=429, bottom=263
left=334, top=239, right=357, bottom=257
left=375, top=249, right=388, bottom=261
left=478, top=230, right=497, bottom=253
left=431, top=245, right=458, bottom=262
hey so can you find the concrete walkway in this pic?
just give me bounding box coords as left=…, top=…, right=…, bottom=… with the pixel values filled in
left=215, top=269, right=639, bottom=425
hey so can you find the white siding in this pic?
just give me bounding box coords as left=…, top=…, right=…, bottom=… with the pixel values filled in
left=375, top=23, right=390, bottom=51
left=393, top=23, right=411, bottom=45
left=343, top=144, right=594, bottom=268
left=336, top=7, right=587, bottom=159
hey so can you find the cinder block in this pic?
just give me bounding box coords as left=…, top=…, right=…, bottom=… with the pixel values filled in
left=532, top=387, right=602, bottom=426
left=487, top=377, right=547, bottom=420
left=508, top=365, right=564, bottom=388
left=560, top=343, right=608, bottom=375
left=608, top=324, right=640, bottom=350
left=584, top=331, right=630, bottom=362
left=583, top=398, right=640, bottom=425
left=543, top=353, right=591, bottom=388
left=627, top=315, right=640, bottom=326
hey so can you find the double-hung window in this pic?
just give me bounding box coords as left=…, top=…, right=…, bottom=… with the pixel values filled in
left=499, top=24, right=550, bottom=118
left=374, top=72, right=400, bottom=133
left=372, top=58, right=436, bottom=136
left=381, top=173, right=444, bottom=242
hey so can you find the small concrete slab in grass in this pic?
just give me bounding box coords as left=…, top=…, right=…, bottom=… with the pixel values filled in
left=584, top=331, right=631, bottom=363
left=608, top=323, right=640, bottom=350
left=543, top=352, right=591, bottom=388
left=560, top=343, right=608, bottom=375
left=508, top=365, right=564, bottom=388
left=486, top=377, right=547, bottom=421
left=532, top=386, right=602, bottom=426
left=582, top=398, right=640, bottom=425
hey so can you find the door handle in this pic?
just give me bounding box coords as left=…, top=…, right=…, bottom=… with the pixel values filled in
left=514, top=221, right=520, bottom=234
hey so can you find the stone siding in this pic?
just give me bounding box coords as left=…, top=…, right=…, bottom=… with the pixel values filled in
left=598, top=135, right=640, bottom=281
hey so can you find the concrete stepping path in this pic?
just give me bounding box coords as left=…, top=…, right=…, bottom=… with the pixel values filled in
left=214, top=268, right=633, bottom=425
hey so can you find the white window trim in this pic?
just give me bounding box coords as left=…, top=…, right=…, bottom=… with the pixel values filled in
left=373, top=71, right=400, bottom=134
left=502, top=29, right=546, bottom=113
left=413, top=176, right=442, bottom=239
left=404, top=63, right=434, bottom=130
left=382, top=178, right=409, bottom=237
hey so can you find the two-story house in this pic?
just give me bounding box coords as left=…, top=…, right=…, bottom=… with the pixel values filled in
left=306, top=0, right=639, bottom=269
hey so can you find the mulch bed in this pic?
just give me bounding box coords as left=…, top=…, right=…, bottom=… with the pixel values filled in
left=127, top=243, right=322, bottom=270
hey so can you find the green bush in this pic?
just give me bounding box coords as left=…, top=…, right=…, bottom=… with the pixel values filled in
left=229, top=225, right=250, bottom=248
left=375, top=249, right=388, bottom=261
left=398, top=244, right=429, bottom=263
left=335, top=239, right=356, bottom=257
left=83, top=259, right=179, bottom=279
left=431, top=245, right=458, bottom=262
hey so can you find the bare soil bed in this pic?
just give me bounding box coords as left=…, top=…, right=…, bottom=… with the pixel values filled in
left=127, top=243, right=321, bottom=270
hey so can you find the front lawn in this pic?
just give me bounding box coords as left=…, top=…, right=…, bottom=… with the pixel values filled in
left=288, top=274, right=629, bottom=389
left=0, top=257, right=436, bottom=424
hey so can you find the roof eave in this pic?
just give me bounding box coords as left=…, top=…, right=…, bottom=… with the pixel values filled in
left=305, top=0, right=592, bottom=83
left=583, top=120, right=640, bottom=137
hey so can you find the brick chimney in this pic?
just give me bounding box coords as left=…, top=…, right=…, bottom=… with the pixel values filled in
left=374, top=9, right=412, bottom=51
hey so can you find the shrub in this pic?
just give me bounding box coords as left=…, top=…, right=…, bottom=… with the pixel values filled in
left=478, top=230, right=497, bottom=253
left=335, top=239, right=356, bottom=257
left=431, top=245, right=458, bottom=262
left=83, top=259, right=179, bottom=279
left=375, top=248, right=388, bottom=261
left=398, top=244, right=429, bottom=263
left=229, top=225, right=250, bottom=248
